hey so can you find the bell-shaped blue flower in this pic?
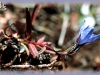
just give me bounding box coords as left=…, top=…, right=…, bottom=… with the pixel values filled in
left=68, top=20, right=100, bottom=55
left=77, top=20, right=100, bottom=45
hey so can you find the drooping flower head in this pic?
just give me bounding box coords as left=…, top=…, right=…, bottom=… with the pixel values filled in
left=68, top=20, right=100, bottom=54
left=77, top=20, right=100, bottom=45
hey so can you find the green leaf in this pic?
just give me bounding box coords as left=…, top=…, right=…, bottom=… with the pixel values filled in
left=53, top=47, right=62, bottom=52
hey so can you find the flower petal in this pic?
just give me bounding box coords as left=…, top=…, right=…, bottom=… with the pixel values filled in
left=78, top=20, right=89, bottom=37
left=80, top=26, right=94, bottom=40
left=78, top=27, right=94, bottom=44
left=87, top=34, right=100, bottom=43
left=77, top=20, right=94, bottom=39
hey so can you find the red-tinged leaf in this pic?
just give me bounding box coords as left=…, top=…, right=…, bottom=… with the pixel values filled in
left=45, top=45, right=54, bottom=51
left=41, top=42, right=47, bottom=45
left=26, top=7, right=32, bottom=40
left=45, top=50, right=56, bottom=55
left=42, top=42, right=51, bottom=45
left=37, top=36, right=45, bottom=45
left=31, top=4, right=40, bottom=25
left=28, top=43, right=39, bottom=58
left=38, top=44, right=54, bottom=51
left=7, top=20, right=26, bottom=35
left=57, top=52, right=68, bottom=55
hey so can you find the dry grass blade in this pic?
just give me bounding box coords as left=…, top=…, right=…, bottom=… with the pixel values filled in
left=38, top=46, right=46, bottom=55
left=50, top=55, right=58, bottom=62
left=38, top=60, right=57, bottom=68
left=10, top=65, right=32, bottom=69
